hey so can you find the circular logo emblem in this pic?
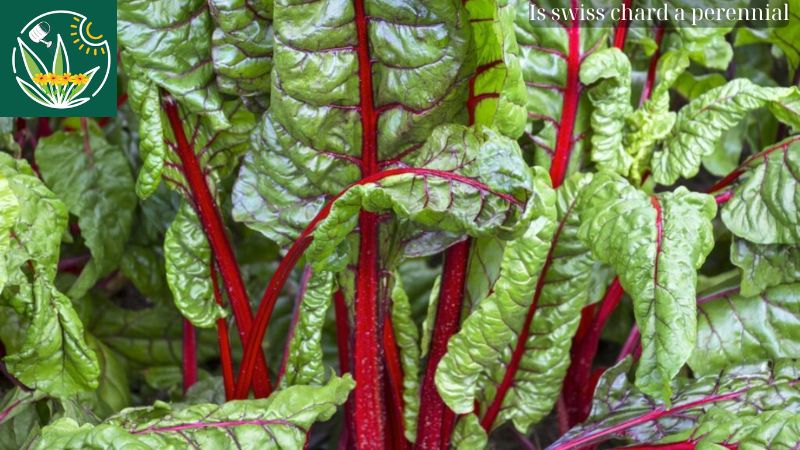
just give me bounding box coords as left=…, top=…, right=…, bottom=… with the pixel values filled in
left=12, top=10, right=111, bottom=109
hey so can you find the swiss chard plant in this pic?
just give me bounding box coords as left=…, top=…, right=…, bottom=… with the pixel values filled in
left=0, top=0, right=799, bottom=448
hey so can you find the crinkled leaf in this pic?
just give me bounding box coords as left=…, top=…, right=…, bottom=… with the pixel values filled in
left=674, top=25, right=735, bottom=71
left=0, top=155, right=99, bottom=398
left=164, top=202, right=226, bottom=328
left=493, top=0, right=528, bottom=139
left=0, top=172, right=19, bottom=293
left=552, top=359, right=800, bottom=448
left=578, top=174, right=716, bottom=401
left=36, top=126, right=137, bottom=297
left=435, top=167, right=556, bottom=420
left=0, top=154, right=67, bottom=284
left=89, top=297, right=216, bottom=369
left=623, top=50, right=688, bottom=183
left=451, top=414, right=488, bottom=450
left=4, top=279, right=99, bottom=398
left=513, top=0, right=608, bottom=171
left=466, top=0, right=526, bottom=137
left=124, top=59, right=257, bottom=201
left=233, top=0, right=473, bottom=247
left=35, top=375, right=354, bottom=449
left=389, top=274, right=421, bottom=441
left=304, top=125, right=535, bottom=271
left=721, top=136, right=800, bottom=244
left=119, top=0, right=230, bottom=129
left=280, top=270, right=333, bottom=387
left=126, top=69, right=167, bottom=200
left=209, top=0, right=273, bottom=109
left=580, top=48, right=633, bottom=176
left=690, top=283, right=800, bottom=376
left=652, top=79, right=800, bottom=185
left=731, top=239, right=800, bottom=296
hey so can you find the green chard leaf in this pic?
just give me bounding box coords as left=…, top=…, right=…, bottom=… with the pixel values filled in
left=302, top=125, right=536, bottom=272
left=465, top=0, right=527, bottom=138
left=437, top=171, right=598, bottom=432
left=34, top=375, right=354, bottom=449
left=209, top=0, right=274, bottom=109
left=164, top=202, right=226, bottom=328
left=580, top=48, right=633, bottom=176
left=578, top=173, right=717, bottom=401
left=389, top=273, right=421, bottom=441
left=232, top=0, right=474, bottom=248
left=36, top=124, right=137, bottom=298
left=553, top=359, right=800, bottom=448
left=125, top=68, right=167, bottom=200
left=4, top=278, right=99, bottom=398
left=652, top=79, right=800, bottom=185
left=731, top=238, right=800, bottom=296
left=435, top=167, right=556, bottom=426
left=690, top=283, right=800, bottom=375
left=279, top=270, right=333, bottom=387
left=119, top=0, right=230, bottom=129
left=721, top=136, right=800, bottom=245
left=0, top=155, right=99, bottom=398
left=623, top=50, right=689, bottom=184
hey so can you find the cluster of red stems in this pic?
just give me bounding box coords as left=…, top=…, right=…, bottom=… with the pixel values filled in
left=33, top=1, right=774, bottom=449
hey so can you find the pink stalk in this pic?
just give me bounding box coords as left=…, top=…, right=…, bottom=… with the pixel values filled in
left=210, top=262, right=235, bottom=400
left=549, top=0, right=582, bottom=188
left=416, top=240, right=470, bottom=448
left=182, top=319, right=198, bottom=394
left=162, top=95, right=272, bottom=396
left=613, top=0, right=633, bottom=50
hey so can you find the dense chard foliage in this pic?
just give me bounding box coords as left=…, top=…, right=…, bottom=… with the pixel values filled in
left=0, top=0, right=799, bottom=448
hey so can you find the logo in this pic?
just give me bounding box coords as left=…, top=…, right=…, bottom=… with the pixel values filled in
left=1, top=2, right=117, bottom=117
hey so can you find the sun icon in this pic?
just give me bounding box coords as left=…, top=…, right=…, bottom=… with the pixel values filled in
left=70, top=16, right=107, bottom=57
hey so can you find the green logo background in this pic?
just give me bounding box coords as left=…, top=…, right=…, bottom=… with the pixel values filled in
left=1, top=1, right=117, bottom=117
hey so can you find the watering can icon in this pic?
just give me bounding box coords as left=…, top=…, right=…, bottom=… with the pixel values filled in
left=28, top=22, right=52, bottom=48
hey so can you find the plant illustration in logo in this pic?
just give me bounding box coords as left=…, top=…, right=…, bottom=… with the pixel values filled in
left=13, top=12, right=111, bottom=109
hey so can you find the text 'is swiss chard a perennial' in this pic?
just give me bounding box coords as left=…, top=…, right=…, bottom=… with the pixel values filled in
left=0, top=0, right=799, bottom=449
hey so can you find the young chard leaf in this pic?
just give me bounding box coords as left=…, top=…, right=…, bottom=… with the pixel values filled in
left=279, top=270, right=333, bottom=388
left=652, top=79, right=800, bottom=185
left=578, top=173, right=716, bottom=401
left=580, top=48, right=634, bottom=176
left=164, top=202, right=226, bottom=328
